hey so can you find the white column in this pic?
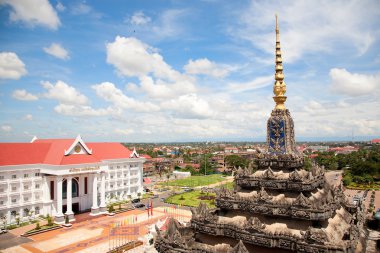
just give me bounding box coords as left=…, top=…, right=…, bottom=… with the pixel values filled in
left=99, top=172, right=106, bottom=212
left=66, top=176, right=73, bottom=217
left=90, top=174, right=99, bottom=215
left=56, top=176, right=63, bottom=217
left=42, top=176, right=50, bottom=203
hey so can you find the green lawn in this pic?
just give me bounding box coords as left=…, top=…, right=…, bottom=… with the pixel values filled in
left=161, top=174, right=227, bottom=187
left=165, top=190, right=216, bottom=208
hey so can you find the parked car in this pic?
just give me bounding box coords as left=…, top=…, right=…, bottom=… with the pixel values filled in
left=133, top=203, right=145, bottom=208
left=131, top=199, right=140, bottom=203
left=152, top=195, right=159, bottom=199
left=160, top=198, right=165, bottom=202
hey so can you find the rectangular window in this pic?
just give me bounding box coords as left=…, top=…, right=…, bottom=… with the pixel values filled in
left=24, top=174, right=28, bottom=178
left=12, top=175, right=16, bottom=179
left=35, top=184, right=40, bottom=189
left=0, top=200, right=3, bottom=205
left=12, top=186, right=17, bottom=191
left=24, top=185, right=29, bottom=190
left=24, top=196, right=29, bottom=201
left=12, top=199, right=16, bottom=203
left=35, top=207, right=40, bottom=214
left=50, top=181, right=54, bottom=200
left=35, top=195, right=39, bottom=200
left=35, top=173, right=40, bottom=177
left=0, top=175, right=4, bottom=180
left=84, top=177, right=88, bottom=194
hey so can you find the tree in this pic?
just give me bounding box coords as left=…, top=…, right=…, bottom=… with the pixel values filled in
left=304, top=156, right=313, bottom=171
left=200, top=160, right=214, bottom=175
left=225, top=155, right=249, bottom=169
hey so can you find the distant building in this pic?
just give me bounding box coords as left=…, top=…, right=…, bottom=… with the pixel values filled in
left=0, top=135, right=144, bottom=224
left=224, top=147, right=238, bottom=153
left=371, top=138, right=380, bottom=144
left=328, top=146, right=359, bottom=155
left=173, top=158, right=184, bottom=165
left=308, top=145, right=329, bottom=152
left=173, top=171, right=191, bottom=179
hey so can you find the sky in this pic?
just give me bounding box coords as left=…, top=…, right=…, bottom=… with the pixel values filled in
left=0, top=0, right=379, bottom=143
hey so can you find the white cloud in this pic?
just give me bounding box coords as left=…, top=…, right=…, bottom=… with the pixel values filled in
left=130, top=11, right=151, bottom=25
left=161, top=93, right=214, bottom=119
left=106, top=36, right=196, bottom=99
left=329, top=68, right=379, bottom=96
left=106, top=36, right=178, bottom=79
left=12, top=89, right=38, bottom=101
left=0, top=52, right=27, bottom=79
left=138, top=75, right=195, bottom=99
left=43, top=43, right=69, bottom=60
left=23, top=114, right=33, bottom=120
left=70, top=2, right=91, bottom=15
left=54, top=104, right=116, bottom=117
left=0, top=0, right=60, bottom=30
left=233, top=0, right=380, bottom=62
left=115, top=128, right=135, bottom=135
left=41, top=80, right=88, bottom=105
left=227, top=75, right=273, bottom=93
left=1, top=125, right=12, bottom=132
left=56, top=2, right=65, bottom=12
left=184, top=58, right=232, bottom=78
left=151, top=9, right=189, bottom=40
left=92, top=82, right=159, bottom=112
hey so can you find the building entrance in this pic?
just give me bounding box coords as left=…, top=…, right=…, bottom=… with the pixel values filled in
left=63, top=203, right=80, bottom=214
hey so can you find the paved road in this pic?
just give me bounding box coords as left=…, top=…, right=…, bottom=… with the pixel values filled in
left=325, top=170, right=342, bottom=186
left=0, top=232, right=32, bottom=250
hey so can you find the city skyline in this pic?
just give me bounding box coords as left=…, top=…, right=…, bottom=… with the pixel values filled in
left=0, top=0, right=379, bottom=142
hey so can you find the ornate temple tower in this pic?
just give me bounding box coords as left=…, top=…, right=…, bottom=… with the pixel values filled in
left=154, top=16, right=365, bottom=253
left=267, top=15, right=297, bottom=155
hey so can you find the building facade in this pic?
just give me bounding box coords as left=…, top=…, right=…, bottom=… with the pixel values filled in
left=0, top=135, right=144, bottom=224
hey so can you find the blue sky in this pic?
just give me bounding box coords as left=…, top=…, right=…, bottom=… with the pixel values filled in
left=0, top=0, right=379, bottom=142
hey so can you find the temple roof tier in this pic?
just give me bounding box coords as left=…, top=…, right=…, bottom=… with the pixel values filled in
left=190, top=203, right=358, bottom=252
left=155, top=218, right=250, bottom=253
left=235, top=167, right=325, bottom=191
left=215, top=185, right=349, bottom=221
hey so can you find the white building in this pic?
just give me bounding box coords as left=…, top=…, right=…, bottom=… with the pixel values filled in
left=0, top=135, right=145, bottom=224
left=173, top=171, right=191, bottom=179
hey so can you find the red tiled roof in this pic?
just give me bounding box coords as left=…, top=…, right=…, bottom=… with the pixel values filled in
left=0, top=139, right=133, bottom=166
left=372, top=139, right=380, bottom=143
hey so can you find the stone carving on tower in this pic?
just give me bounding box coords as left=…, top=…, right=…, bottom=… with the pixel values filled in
left=154, top=15, right=365, bottom=253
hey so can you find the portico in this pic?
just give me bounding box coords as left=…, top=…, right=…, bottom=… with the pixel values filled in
left=41, top=166, right=108, bottom=223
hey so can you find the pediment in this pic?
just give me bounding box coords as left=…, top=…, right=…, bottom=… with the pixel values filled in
left=64, top=135, right=92, bottom=156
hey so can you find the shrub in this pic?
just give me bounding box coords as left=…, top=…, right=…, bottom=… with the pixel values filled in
left=65, top=215, right=69, bottom=224
left=343, top=174, right=352, bottom=186
left=35, top=222, right=41, bottom=230
left=179, top=195, right=185, bottom=200
left=119, top=203, right=122, bottom=209
left=47, top=216, right=53, bottom=226
left=108, top=205, right=114, bottom=213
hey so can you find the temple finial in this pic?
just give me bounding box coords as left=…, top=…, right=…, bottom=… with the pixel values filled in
left=273, top=14, right=287, bottom=110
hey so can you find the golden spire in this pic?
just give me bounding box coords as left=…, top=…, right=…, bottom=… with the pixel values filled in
left=273, top=14, right=287, bottom=110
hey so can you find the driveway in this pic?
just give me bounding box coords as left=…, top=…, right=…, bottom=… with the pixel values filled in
left=0, top=232, right=32, bottom=250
